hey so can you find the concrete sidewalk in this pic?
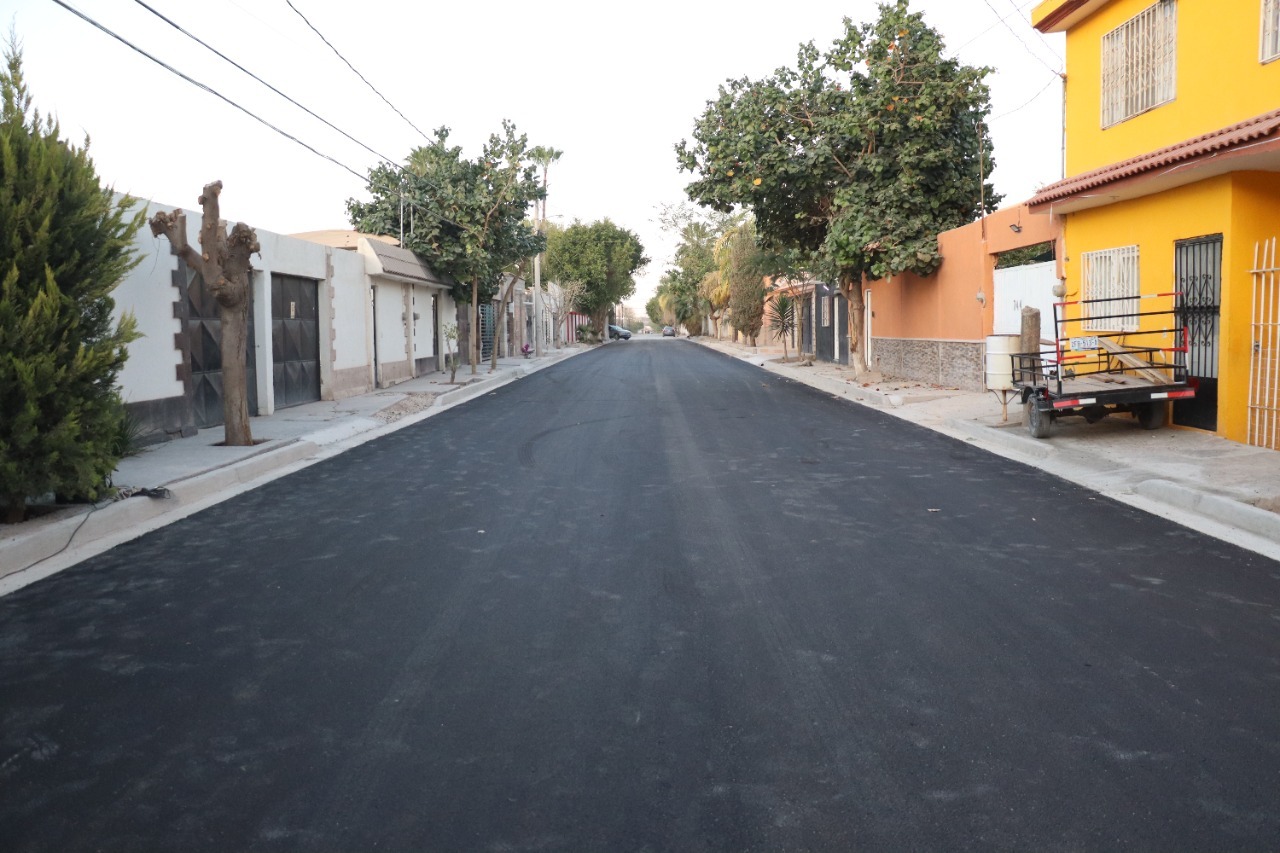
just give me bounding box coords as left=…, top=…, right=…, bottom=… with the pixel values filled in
left=697, top=337, right=1280, bottom=563
left=0, top=346, right=587, bottom=591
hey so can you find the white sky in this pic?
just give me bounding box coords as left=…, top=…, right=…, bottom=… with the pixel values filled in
left=8, top=0, right=1065, bottom=305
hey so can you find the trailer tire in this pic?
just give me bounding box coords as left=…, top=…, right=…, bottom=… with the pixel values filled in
left=1025, top=400, right=1052, bottom=439
left=1136, top=401, right=1167, bottom=430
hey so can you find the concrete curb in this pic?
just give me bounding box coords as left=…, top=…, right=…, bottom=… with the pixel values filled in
left=1, top=439, right=320, bottom=579
left=0, top=348, right=584, bottom=586
left=1135, top=479, right=1280, bottom=543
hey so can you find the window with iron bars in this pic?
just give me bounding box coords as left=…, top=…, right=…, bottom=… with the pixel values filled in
left=1081, top=246, right=1140, bottom=332
left=1264, top=0, right=1280, bottom=62
left=1101, top=0, right=1177, bottom=128
left=821, top=294, right=831, bottom=327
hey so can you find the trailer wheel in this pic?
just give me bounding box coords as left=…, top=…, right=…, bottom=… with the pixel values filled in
left=1136, top=401, right=1167, bottom=430
left=1025, top=400, right=1052, bottom=439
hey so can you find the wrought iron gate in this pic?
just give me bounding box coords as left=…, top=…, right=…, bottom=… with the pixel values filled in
left=1174, top=234, right=1222, bottom=430
left=479, top=303, right=495, bottom=361
left=1249, top=237, right=1280, bottom=449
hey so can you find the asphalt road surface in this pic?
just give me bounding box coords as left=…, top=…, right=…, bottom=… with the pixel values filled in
left=3, top=339, right=1279, bottom=851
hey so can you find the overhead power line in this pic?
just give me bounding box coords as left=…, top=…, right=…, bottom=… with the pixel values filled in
left=129, top=0, right=399, bottom=166
left=979, top=0, right=1064, bottom=75
left=50, top=0, right=538, bottom=238
left=285, top=0, right=431, bottom=142
left=49, top=0, right=368, bottom=182
left=121, top=0, right=466, bottom=226
left=989, top=74, right=1061, bottom=121
left=1004, top=0, right=1063, bottom=56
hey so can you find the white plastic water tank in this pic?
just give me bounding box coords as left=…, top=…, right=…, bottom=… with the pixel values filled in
left=984, top=334, right=1021, bottom=391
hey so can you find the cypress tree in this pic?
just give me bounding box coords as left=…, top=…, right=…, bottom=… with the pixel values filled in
left=0, top=40, right=143, bottom=523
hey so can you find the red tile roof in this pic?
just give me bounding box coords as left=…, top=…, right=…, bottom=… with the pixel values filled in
left=1028, top=107, right=1280, bottom=208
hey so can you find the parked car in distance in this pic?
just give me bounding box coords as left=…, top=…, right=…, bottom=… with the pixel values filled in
left=608, top=324, right=632, bottom=340
left=662, top=326, right=676, bottom=337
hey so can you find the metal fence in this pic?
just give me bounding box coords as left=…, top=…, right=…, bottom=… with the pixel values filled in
left=1249, top=238, right=1280, bottom=449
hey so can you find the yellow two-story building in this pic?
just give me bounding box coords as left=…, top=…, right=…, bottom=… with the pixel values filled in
left=1029, top=0, right=1280, bottom=445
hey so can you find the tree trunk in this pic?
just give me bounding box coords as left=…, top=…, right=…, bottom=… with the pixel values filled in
left=470, top=279, right=480, bottom=375
left=148, top=181, right=258, bottom=446
left=5, top=499, right=25, bottom=524
left=455, top=302, right=470, bottom=371
left=840, top=272, right=869, bottom=377
left=220, top=297, right=253, bottom=445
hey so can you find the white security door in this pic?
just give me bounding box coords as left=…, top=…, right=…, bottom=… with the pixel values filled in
left=994, top=261, right=1059, bottom=338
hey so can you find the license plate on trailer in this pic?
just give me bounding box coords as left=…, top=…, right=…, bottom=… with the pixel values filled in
left=1069, top=336, right=1099, bottom=351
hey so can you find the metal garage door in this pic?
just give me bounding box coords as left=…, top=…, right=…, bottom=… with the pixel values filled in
left=271, top=274, right=321, bottom=409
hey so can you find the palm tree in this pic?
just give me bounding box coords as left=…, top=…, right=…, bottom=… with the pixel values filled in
left=528, top=146, right=563, bottom=355
left=769, top=291, right=798, bottom=362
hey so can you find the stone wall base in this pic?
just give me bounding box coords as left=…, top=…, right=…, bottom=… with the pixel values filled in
left=125, top=395, right=196, bottom=446
left=377, top=360, right=413, bottom=388
left=330, top=365, right=373, bottom=400
left=871, top=338, right=984, bottom=391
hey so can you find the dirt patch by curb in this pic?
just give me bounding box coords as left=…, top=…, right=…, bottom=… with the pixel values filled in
left=374, top=393, right=438, bottom=423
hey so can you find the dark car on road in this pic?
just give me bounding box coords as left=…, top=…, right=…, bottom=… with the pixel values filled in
left=608, top=325, right=632, bottom=340
left=662, top=326, right=676, bottom=337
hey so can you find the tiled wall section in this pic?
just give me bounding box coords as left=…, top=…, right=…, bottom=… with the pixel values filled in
left=871, top=338, right=984, bottom=391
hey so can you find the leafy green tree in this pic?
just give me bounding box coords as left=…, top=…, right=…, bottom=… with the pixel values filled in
left=543, top=219, right=647, bottom=336
left=654, top=203, right=742, bottom=337
left=348, top=122, right=544, bottom=374
left=677, top=0, right=997, bottom=374
left=716, top=219, right=767, bottom=345
left=0, top=42, right=142, bottom=522
left=644, top=295, right=663, bottom=329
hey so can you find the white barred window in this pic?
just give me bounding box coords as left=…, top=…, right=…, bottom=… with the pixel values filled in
left=1264, top=0, right=1280, bottom=62
left=821, top=294, right=831, bottom=327
left=1081, top=246, right=1140, bottom=332
left=1101, top=0, right=1177, bottom=128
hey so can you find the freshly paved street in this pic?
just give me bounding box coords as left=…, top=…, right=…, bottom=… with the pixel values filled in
left=3, top=339, right=1279, bottom=850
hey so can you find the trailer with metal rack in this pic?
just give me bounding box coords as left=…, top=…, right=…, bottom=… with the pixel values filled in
left=1011, top=294, right=1196, bottom=439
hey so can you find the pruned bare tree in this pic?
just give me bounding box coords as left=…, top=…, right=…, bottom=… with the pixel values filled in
left=150, top=181, right=260, bottom=446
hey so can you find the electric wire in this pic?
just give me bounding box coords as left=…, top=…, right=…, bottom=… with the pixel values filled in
left=1005, top=0, right=1063, bottom=55
left=128, top=0, right=481, bottom=227
left=49, top=0, right=368, bottom=181
left=979, top=0, right=1064, bottom=75
left=989, top=73, right=1061, bottom=120
left=952, top=0, right=1038, bottom=53
left=285, top=0, right=431, bottom=142
left=49, top=0, right=475, bottom=234
left=129, top=0, right=399, bottom=166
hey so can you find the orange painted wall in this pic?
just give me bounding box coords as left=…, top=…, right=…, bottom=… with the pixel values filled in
left=866, top=204, right=1061, bottom=342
